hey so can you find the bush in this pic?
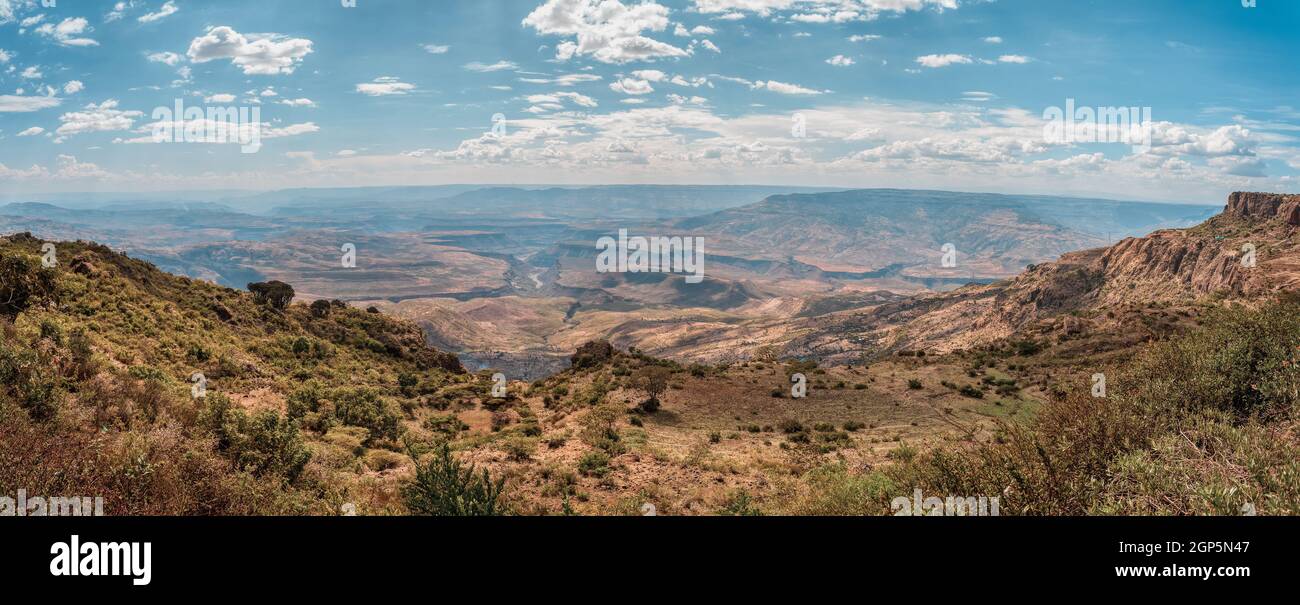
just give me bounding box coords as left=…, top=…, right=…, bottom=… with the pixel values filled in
left=0, top=247, right=58, bottom=316
left=578, top=450, right=611, bottom=477
left=331, top=387, right=402, bottom=445
left=881, top=300, right=1300, bottom=515
left=200, top=393, right=310, bottom=484
left=0, top=337, right=60, bottom=422
left=247, top=281, right=295, bottom=310
left=402, top=443, right=508, bottom=516
left=777, top=418, right=804, bottom=434
left=571, top=340, right=614, bottom=369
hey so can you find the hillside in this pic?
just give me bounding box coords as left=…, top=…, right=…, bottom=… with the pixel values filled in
left=0, top=233, right=468, bottom=514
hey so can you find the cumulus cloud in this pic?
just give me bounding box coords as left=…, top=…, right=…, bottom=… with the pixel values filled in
left=17, top=126, right=45, bottom=136
left=826, top=54, right=854, bottom=66
left=610, top=77, right=654, bottom=95
left=56, top=100, right=143, bottom=137
left=204, top=93, right=237, bottom=103
left=522, top=0, right=690, bottom=64
left=983, top=36, right=1002, bottom=44
left=279, top=98, right=316, bottom=107
left=187, top=26, right=314, bottom=75
left=35, top=17, right=99, bottom=47
left=63, top=81, right=84, bottom=94
left=998, top=54, right=1031, bottom=64
left=356, top=76, right=416, bottom=96
left=147, top=51, right=183, bottom=66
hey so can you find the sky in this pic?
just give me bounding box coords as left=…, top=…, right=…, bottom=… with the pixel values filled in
left=0, top=0, right=1297, bottom=203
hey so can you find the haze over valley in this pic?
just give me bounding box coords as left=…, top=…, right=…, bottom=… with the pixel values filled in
left=0, top=185, right=1217, bottom=377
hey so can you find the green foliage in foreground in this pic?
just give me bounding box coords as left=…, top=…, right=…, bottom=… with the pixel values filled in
left=878, top=299, right=1300, bottom=515
left=402, top=443, right=508, bottom=516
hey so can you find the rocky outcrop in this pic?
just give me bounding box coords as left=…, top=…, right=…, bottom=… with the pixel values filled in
left=1226, top=192, right=1300, bottom=225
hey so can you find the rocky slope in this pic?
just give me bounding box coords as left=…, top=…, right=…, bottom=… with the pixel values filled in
left=783, top=192, right=1300, bottom=361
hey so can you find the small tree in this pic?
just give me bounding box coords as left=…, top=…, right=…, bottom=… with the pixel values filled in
left=248, top=280, right=295, bottom=310
left=632, top=365, right=670, bottom=412
left=309, top=299, right=331, bottom=318
left=402, top=443, right=508, bottom=516
left=0, top=249, right=57, bottom=317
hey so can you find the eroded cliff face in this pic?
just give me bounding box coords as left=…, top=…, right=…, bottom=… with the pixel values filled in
left=1226, top=191, right=1300, bottom=225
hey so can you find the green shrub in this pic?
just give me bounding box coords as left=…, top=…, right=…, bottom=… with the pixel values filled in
left=331, top=387, right=402, bottom=445
left=578, top=450, right=611, bottom=477
left=402, top=443, right=508, bottom=516
left=199, top=393, right=310, bottom=483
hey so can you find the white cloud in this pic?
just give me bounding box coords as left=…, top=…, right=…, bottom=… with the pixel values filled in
left=56, top=100, right=143, bottom=137
left=204, top=93, right=237, bottom=103
left=463, top=60, right=519, bottom=72
left=691, top=0, right=961, bottom=22
left=697, top=39, right=721, bottom=53
left=187, top=26, right=314, bottom=75
left=691, top=25, right=716, bottom=35
left=0, top=95, right=61, bottom=113
left=356, top=76, right=416, bottom=96
left=105, top=2, right=131, bottom=23
left=138, top=1, right=178, bottom=23
left=0, top=49, right=10, bottom=64
left=753, top=80, right=825, bottom=95
left=632, top=69, right=666, bottom=82
left=848, top=34, right=880, bottom=42
left=35, top=17, right=99, bottom=47
left=63, top=81, right=84, bottom=94
left=279, top=98, right=316, bottom=107
left=983, top=36, right=1002, bottom=44
left=826, top=54, right=854, bottom=66
left=915, top=54, right=971, bottom=68
left=610, top=77, right=654, bottom=95
left=117, top=119, right=320, bottom=145
left=555, top=91, right=597, bottom=107
left=20, top=66, right=42, bottom=79
left=17, top=126, right=45, bottom=136
left=518, top=73, right=603, bottom=86
left=998, top=54, right=1031, bottom=64
left=422, top=44, right=450, bottom=54
left=522, top=0, right=690, bottom=64
left=147, top=51, right=183, bottom=66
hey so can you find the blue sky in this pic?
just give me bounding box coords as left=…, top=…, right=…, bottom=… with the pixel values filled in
left=0, top=0, right=1297, bottom=203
